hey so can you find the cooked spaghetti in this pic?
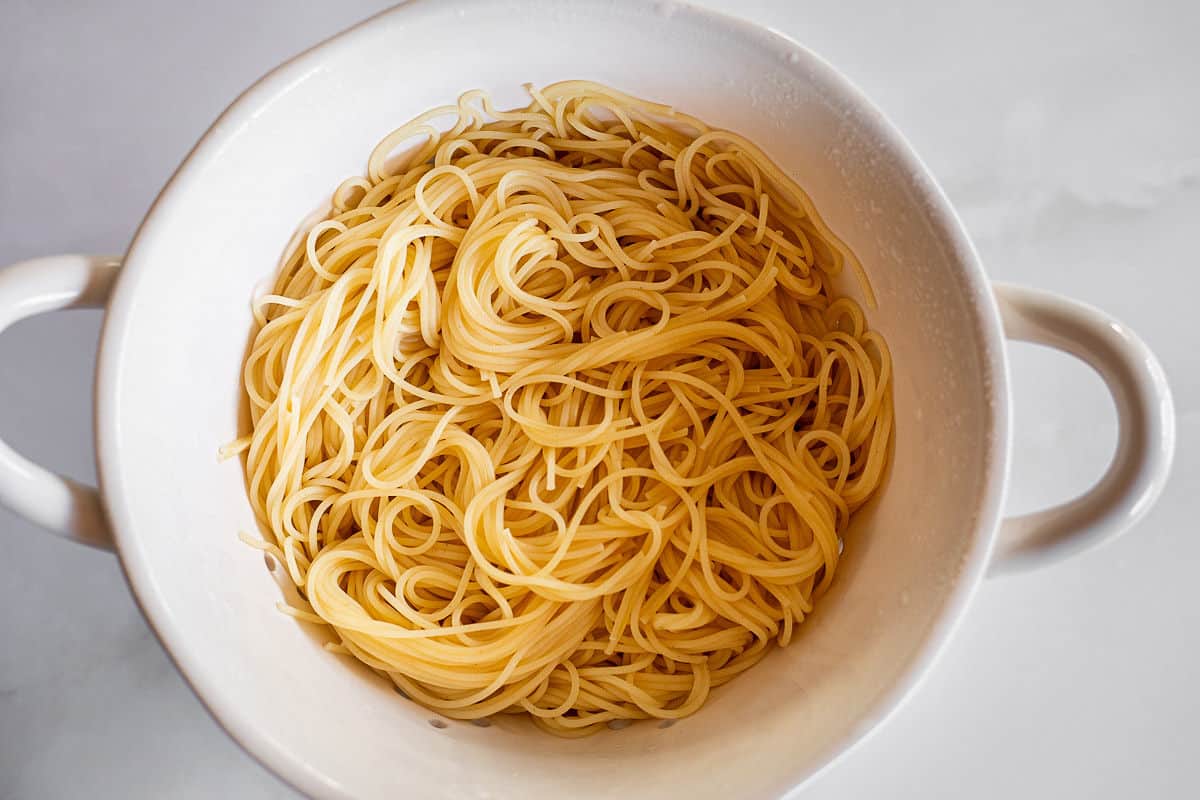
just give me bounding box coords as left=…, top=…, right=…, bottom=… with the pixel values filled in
left=234, top=81, right=893, bottom=735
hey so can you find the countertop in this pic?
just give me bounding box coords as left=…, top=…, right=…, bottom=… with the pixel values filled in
left=1, top=0, right=1196, bottom=797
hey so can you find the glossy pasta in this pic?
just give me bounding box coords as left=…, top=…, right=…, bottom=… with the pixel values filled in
left=234, top=81, right=893, bottom=735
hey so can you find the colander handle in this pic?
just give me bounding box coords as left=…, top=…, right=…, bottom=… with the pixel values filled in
left=988, top=283, right=1175, bottom=576
left=0, top=254, right=120, bottom=551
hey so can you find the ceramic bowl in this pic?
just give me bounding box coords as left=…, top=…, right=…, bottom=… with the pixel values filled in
left=0, top=1, right=1174, bottom=797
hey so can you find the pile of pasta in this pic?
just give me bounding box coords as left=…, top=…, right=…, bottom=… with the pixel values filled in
left=236, top=81, right=892, bottom=735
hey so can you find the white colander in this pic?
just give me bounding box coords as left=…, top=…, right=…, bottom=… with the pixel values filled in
left=0, top=1, right=1173, bottom=797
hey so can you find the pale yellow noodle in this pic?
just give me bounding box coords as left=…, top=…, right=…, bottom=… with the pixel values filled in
left=239, top=81, right=893, bottom=735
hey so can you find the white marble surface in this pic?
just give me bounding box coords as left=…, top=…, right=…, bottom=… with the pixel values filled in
left=0, top=0, right=1196, bottom=797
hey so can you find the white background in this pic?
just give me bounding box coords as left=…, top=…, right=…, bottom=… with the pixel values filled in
left=1, top=1, right=1196, bottom=797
